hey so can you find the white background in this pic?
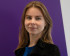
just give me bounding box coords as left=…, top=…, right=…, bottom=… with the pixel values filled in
left=60, top=0, right=70, bottom=56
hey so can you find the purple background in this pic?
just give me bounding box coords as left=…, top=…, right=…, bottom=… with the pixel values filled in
left=0, top=0, right=67, bottom=56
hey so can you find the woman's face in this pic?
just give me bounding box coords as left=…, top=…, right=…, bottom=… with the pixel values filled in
left=25, top=7, right=46, bottom=35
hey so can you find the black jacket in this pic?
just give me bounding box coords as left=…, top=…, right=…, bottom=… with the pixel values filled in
left=15, top=40, right=60, bottom=56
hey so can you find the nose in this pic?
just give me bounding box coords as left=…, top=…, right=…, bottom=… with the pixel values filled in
left=30, top=18, right=36, bottom=24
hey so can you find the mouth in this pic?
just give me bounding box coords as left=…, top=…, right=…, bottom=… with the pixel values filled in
left=28, top=27, right=37, bottom=30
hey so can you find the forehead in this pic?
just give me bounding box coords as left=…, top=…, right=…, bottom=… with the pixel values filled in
left=25, top=7, right=43, bottom=16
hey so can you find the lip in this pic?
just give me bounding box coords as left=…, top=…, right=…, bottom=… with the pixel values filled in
left=29, top=27, right=37, bottom=30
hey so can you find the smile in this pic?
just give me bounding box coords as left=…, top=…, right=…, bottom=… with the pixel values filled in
left=29, top=27, right=37, bottom=30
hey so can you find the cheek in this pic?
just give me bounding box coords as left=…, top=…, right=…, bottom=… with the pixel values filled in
left=24, top=20, right=28, bottom=30
left=39, top=21, right=45, bottom=27
left=24, top=21, right=28, bottom=30
left=24, top=20, right=28, bottom=26
left=40, top=24, right=45, bottom=29
left=37, top=23, right=44, bottom=31
left=24, top=21, right=26, bottom=26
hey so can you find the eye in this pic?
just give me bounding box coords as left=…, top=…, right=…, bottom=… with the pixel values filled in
left=35, top=17, right=41, bottom=20
left=26, top=16, right=32, bottom=20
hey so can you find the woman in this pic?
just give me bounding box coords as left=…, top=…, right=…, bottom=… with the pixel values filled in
left=15, top=1, right=60, bottom=56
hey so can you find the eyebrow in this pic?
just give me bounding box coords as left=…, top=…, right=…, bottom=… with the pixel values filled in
left=25, top=15, right=43, bottom=17
left=25, top=15, right=31, bottom=17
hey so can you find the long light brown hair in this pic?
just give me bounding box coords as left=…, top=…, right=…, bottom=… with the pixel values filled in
left=16, top=1, right=53, bottom=50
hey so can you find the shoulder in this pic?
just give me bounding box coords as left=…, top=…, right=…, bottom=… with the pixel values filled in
left=35, top=40, right=60, bottom=56
left=36, top=39, right=58, bottom=49
left=15, top=48, right=25, bottom=56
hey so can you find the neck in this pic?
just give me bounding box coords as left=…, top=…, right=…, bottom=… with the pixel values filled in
left=28, top=33, right=42, bottom=47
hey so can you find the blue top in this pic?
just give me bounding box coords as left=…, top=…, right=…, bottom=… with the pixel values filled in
left=23, top=46, right=35, bottom=56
